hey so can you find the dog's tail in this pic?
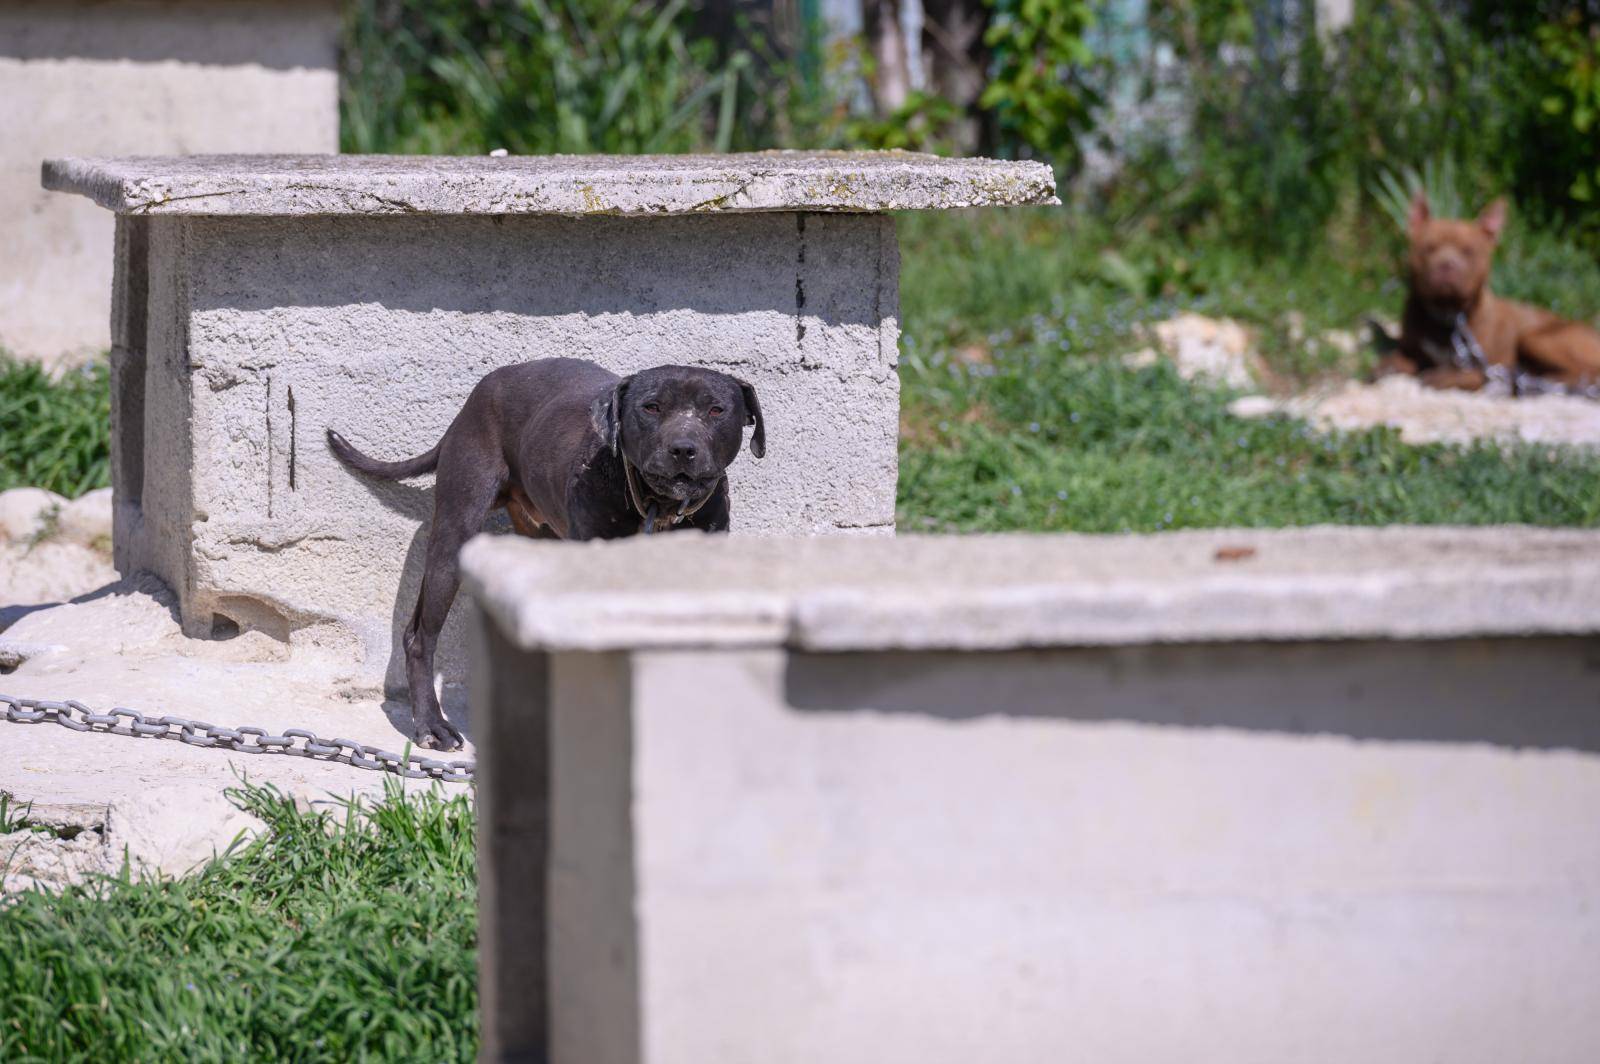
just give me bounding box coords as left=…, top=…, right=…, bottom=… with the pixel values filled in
left=326, top=428, right=441, bottom=480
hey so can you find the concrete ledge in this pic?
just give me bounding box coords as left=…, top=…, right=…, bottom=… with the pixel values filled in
left=461, top=526, right=1600, bottom=652
left=42, top=151, right=1059, bottom=217
left=467, top=526, right=1600, bottom=1062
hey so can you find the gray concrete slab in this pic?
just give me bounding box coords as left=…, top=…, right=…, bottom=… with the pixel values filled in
left=42, top=151, right=1059, bottom=217
left=461, top=525, right=1600, bottom=651
left=1, top=0, right=339, bottom=365
left=466, top=525, right=1600, bottom=1064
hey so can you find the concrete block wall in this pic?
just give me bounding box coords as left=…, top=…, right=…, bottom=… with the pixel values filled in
left=464, top=530, right=1600, bottom=1064
left=113, top=210, right=900, bottom=687
left=44, top=150, right=1052, bottom=687
left=0, top=0, right=339, bottom=365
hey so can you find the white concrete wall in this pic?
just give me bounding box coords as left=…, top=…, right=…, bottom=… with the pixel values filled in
left=0, top=0, right=339, bottom=365
left=121, top=211, right=899, bottom=691
left=482, top=634, right=1600, bottom=1064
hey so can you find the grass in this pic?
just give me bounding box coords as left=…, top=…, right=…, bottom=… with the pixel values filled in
left=0, top=358, right=111, bottom=499
left=893, top=209, right=1600, bottom=532
left=0, top=782, right=477, bottom=1063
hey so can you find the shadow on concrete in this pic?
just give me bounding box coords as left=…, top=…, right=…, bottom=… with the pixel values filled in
left=186, top=213, right=870, bottom=331
left=783, top=639, right=1600, bottom=753
left=379, top=684, right=473, bottom=748
left=0, top=572, right=180, bottom=636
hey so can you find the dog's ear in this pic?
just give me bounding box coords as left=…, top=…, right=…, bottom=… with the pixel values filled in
left=736, top=377, right=765, bottom=458
left=1478, top=197, right=1508, bottom=242
left=1408, top=192, right=1431, bottom=236
left=590, top=377, right=628, bottom=456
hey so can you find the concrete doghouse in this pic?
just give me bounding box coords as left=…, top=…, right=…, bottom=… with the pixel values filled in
left=42, top=152, right=1056, bottom=687
left=1, top=1, right=340, bottom=366
left=463, top=527, right=1600, bottom=1064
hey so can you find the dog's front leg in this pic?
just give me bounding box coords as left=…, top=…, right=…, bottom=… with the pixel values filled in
left=1418, top=365, right=1488, bottom=391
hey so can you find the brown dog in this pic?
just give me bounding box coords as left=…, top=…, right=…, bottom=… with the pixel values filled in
left=1377, top=195, right=1600, bottom=393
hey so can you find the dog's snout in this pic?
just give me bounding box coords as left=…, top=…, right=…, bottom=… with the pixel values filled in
left=669, top=439, right=698, bottom=463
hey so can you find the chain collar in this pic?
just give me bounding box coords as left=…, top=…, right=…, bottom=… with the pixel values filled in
left=621, top=455, right=720, bottom=534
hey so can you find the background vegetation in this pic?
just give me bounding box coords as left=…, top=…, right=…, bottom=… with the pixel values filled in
left=0, top=360, right=109, bottom=498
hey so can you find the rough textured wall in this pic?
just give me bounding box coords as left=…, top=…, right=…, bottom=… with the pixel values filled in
left=124, top=211, right=899, bottom=689
left=0, top=0, right=338, bottom=365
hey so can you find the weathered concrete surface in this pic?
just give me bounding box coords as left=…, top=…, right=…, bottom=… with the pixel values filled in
left=466, top=529, right=1600, bottom=1064
left=102, top=207, right=910, bottom=690
left=0, top=580, right=469, bottom=893
left=44, top=151, right=1059, bottom=217
left=462, top=525, right=1600, bottom=651
left=0, top=0, right=339, bottom=366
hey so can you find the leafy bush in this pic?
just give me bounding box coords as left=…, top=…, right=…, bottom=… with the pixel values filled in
left=1128, top=0, right=1599, bottom=253
left=0, top=358, right=110, bottom=499
left=1529, top=11, right=1600, bottom=230
left=342, top=0, right=779, bottom=154
left=981, top=0, right=1099, bottom=165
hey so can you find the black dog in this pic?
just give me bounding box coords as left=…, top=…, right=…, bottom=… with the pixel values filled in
left=328, top=358, right=765, bottom=750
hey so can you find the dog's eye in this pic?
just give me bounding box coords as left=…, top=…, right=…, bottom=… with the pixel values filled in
left=708, top=405, right=725, bottom=417
left=642, top=402, right=660, bottom=414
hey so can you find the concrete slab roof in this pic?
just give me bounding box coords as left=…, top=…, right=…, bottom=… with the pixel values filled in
left=42, top=151, right=1059, bottom=217
left=461, top=527, right=1600, bottom=652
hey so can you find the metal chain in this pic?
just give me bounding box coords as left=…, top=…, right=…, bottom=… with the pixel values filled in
left=1, top=694, right=473, bottom=784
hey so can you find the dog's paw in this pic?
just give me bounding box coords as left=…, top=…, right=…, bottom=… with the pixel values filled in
left=414, top=716, right=465, bottom=752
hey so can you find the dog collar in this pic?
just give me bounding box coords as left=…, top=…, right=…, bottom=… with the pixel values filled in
left=622, top=456, right=720, bottom=534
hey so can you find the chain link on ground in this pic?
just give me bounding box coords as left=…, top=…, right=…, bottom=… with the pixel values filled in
left=1, top=694, right=473, bottom=784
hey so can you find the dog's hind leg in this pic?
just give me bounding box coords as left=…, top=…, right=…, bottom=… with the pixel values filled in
left=403, top=452, right=505, bottom=751
left=1518, top=321, right=1600, bottom=389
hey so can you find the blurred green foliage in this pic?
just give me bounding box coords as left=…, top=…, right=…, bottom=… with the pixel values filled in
left=0, top=358, right=110, bottom=499
left=1536, top=14, right=1600, bottom=209
left=342, top=0, right=788, bottom=154
left=1132, top=0, right=1600, bottom=253
left=981, top=0, right=1098, bottom=165
left=339, top=0, right=1600, bottom=249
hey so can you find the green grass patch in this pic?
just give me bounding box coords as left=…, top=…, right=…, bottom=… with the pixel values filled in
left=0, top=782, right=477, bottom=1063
left=898, top=357, right=1600, bottom=532
left=0, top=359, right=111, bottom=499
left=894, top=216, right=1600, bottom=533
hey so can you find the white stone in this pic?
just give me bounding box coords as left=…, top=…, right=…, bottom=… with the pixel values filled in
left=0, top=486, right=65, bottom=542
left=53, top=486, right=113, bottom=547
left=1145, top=312, right=1261, bottom=390
left=0, top=0, right=340, bottom=367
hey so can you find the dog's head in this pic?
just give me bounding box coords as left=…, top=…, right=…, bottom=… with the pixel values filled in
left=589, top=365, right=765, bottom=502
left=1406, top=194, right=1506, bottom=310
